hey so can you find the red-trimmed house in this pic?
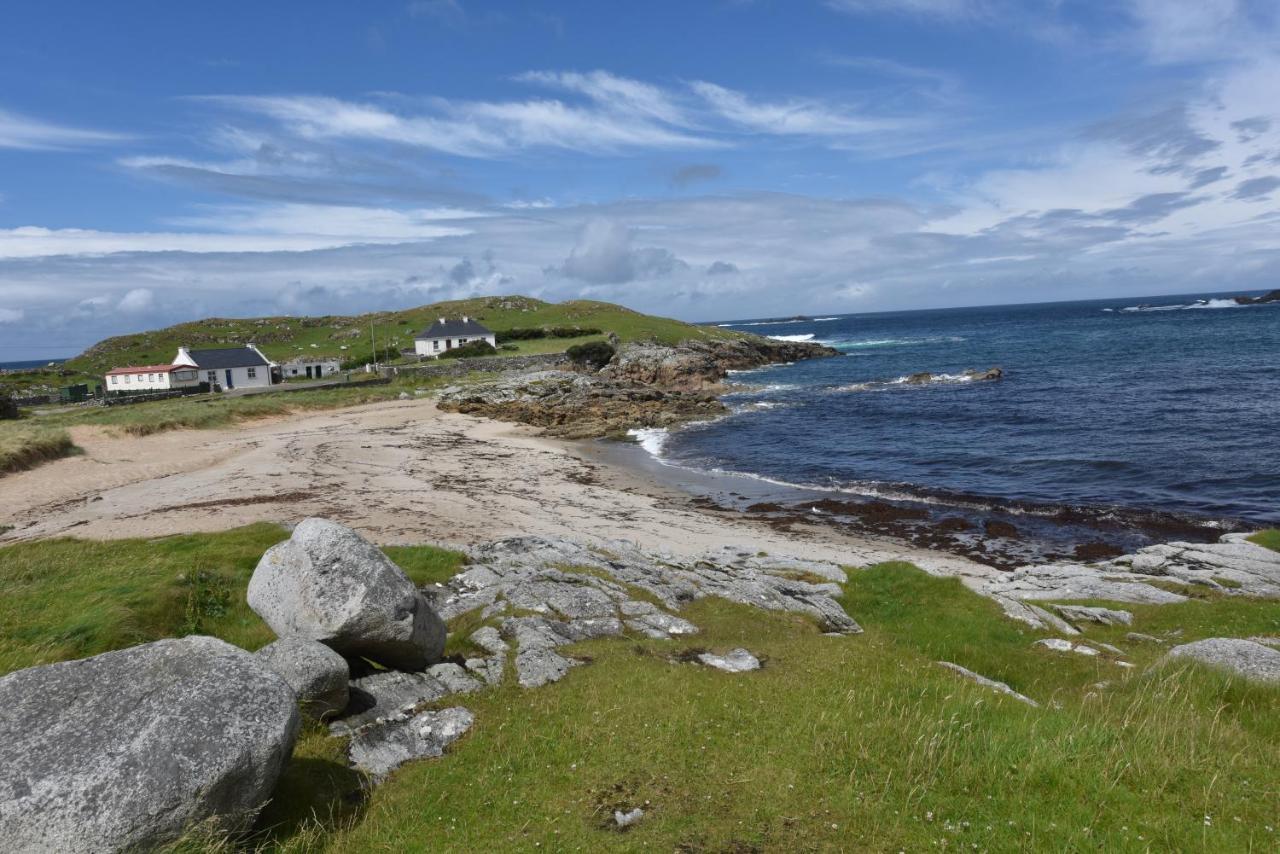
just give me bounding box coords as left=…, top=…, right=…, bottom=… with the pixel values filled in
left=105, top=364, right=202, bottom=392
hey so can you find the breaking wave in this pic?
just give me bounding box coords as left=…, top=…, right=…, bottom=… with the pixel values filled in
left=1120, top=298, right=1244, bottom=312
left=767, top=333, right=816, bottom=342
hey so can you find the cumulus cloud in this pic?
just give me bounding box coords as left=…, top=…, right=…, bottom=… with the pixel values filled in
left=706, top=260, right=739, bottom=275
left=554, top=219, right=688, bottom=285
left=116, top=288, right=155, bottom=313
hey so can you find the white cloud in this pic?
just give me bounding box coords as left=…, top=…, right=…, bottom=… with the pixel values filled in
left=116, top=288, right=154, bottom=313
left=691, top=81, right=905, bottom=136
left=825, top=0, right=989, bottom=21
left=0, top=107, right=128, bottom=151
left=0, top=307, right=23, bottom=323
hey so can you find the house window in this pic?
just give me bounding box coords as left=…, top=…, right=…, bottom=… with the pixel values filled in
left=110, top=375, right=119, bottom=385
left=207, top=371, right=216, bottom=383
left=247, top=367, right=257, bottom=379
left=149, top=374, right=156, bottom=382
left=432, top=340, right=440, bottom=351
left=458, top=338, right=467, bottom=344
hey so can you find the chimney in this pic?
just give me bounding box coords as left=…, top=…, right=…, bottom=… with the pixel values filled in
left=439, top=317, right=445, bottom=324
left=462, top=315, right=469, bottom=323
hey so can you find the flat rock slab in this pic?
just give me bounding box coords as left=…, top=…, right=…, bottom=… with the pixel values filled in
left=1051, top=604, right=1133, bottom=626
left=696, top=648, right=761, bottom=673
left=1164, top=638, right=1280, bottom=684
left=348, top=707, right=474, bottom=780
left=0, top=636, right=300, bottom=854
left=937, top=661, right=1038, bottom=707
left=1035, top=638, right=1101, bottom=656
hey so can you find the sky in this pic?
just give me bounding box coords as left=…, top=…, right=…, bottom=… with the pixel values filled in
left=2, top=1, right=1280, bottom=359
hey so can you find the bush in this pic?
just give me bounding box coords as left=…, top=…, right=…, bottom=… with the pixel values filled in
left=0, top=393, right=17, bottom=420
left=438, top=340, right=497, bottom=360
left=565, top=340, right=615, bottom=370
left=494, top=326, right=603, bottom=344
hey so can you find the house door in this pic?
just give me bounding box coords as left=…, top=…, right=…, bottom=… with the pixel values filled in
left=224, top=369, right=234, bottom=389
left=306, top=366, right=313, bottom=379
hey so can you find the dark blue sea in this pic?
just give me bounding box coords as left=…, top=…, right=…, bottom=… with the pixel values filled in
left=0, top=359, right=65, bottom=371
left=628, top=292, right=1280, bottom=565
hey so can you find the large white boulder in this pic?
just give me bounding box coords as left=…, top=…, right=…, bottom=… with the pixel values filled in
left=247, top=518, right=446, bottom=670
left=0, top=636, right=300, bottom=853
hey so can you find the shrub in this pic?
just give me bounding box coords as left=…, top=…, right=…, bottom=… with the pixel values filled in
left=0, top=393, right=17, bottom=420
left=566, top=340, right=615, bottom=370
left=438, top=340, right=497, bottom=360
left=495, top=326, right=603, bottom=343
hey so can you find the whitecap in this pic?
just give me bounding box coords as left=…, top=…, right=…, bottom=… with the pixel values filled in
left=627, top=427, right=669, bottom=457
left=767, top=333, right=816, bottom=342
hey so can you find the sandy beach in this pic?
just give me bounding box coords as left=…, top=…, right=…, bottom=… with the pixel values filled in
left=0, top=398, right=982, bottom=575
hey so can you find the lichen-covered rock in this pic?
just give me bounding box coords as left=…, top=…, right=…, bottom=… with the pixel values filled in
left=247, top=518, right=446, bottom=670
left=696, top=648, right=761, bottom=673
left=256, top=637, right=350, bottom=720
left=1051, top=605, right=1133, bottom=627
left=0, top=636, right=300, bottom=853
left=1164, top=638, right=1280, bottom=684
left=347, top=707, right=474, bottom=779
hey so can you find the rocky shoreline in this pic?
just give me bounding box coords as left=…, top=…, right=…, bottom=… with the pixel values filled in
left=437, top=336, right=837, bottom=439
left=3, top=517, right=1277, bottom=850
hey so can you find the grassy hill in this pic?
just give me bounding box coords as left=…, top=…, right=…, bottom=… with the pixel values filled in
left=0, top=296, right=740, bottom=396
left=64, top=296, right=739, bottom=376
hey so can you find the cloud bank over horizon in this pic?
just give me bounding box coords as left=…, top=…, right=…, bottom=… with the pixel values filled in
left=1, top=0, right=1279, bottom=358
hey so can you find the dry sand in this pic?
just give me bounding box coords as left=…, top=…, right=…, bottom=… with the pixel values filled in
left=0, top=398, right=981, bottom=572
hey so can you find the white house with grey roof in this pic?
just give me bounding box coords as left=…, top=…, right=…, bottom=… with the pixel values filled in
left=413, top=316, right=496, bottom=358
left=173, top=344, right=275, bottom=390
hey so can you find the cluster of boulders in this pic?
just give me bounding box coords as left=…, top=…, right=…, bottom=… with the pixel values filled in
left=1233, top=288, right=1280, bottom=305
left=2, top=514, right=1274, bottom=851
left=437, top=337, right=838, bottom=438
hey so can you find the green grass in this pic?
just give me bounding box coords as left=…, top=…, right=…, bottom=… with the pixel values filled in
left=7, top=538, right=1278, bottom=851
left=0, top=525, right=466, bottom=676
left=42, top=296, right=740, bottom=379
left=0, top=424, right=78, bottom=475
left=1248, top=529, right=1280, bottom=553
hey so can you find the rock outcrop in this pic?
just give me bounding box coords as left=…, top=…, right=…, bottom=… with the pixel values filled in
left=347, top=707, right=475, bottom=780
left=599, top=338, right=838, bottom=390
left=437, top=337, right=837, bottom=438
left=0, top=636, right=300, bottom=853
left=1233, top=288, right=1280, bottom=305
left=937, top=661, right=1039, bottom=707
left=1163, top=638, right=1280, bottom=684
left=696, top=648, right=762, bottom=673
left=256, top=637, right=350, bottom=720
left=247, top=518, right=447, bottom=670
left=437, top=370, right=726, bottom=439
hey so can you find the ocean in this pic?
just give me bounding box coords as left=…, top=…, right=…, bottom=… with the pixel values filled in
left=624, top=291, right=1280, bottom=567
left=0, top=359, right=66, bottom=371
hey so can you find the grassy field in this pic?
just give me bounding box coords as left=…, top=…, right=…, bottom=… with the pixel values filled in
left=3, top=296, right=738, bottom=382
left=2, top=530, right=1276, bottom=851
left=1248, top=529, right=1280, bottom=552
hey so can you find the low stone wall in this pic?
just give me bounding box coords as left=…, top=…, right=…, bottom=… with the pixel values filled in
left=393, top=352, right=566, bottom=379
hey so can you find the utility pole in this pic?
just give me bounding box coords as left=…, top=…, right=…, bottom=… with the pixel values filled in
left=369, top=317, right=377, bottom=373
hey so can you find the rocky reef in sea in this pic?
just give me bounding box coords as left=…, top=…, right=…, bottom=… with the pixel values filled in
left=1, top=517, right=1277, bottom=851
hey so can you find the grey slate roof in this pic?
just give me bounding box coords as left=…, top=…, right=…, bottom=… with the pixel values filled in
left=187, top=347, right=269, bottom=369
left=415, top=318, right=493, bottom=339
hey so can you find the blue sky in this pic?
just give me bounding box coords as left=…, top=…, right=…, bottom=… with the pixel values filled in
left=2, top=0, right=1279, bottom=358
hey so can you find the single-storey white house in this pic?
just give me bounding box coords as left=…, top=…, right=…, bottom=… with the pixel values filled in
left=105, top=364, right=202, bottom=392
left=413, top=316, right=496, bottom=358
left=280, top=356, right=341, bottom=380
left=173, top=345, right=274, bottom=390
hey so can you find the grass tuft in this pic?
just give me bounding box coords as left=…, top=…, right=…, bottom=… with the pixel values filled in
left=1247, top=529, right=1280, bottom=553
left=0, top=425, right=77, bottom=475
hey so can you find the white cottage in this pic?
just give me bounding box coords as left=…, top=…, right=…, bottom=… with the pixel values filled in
left=105, top=364, right=202, bottom=392
left=174, top=345, right=275, bottom=390
left=413, top=316, right=496, bottom=358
